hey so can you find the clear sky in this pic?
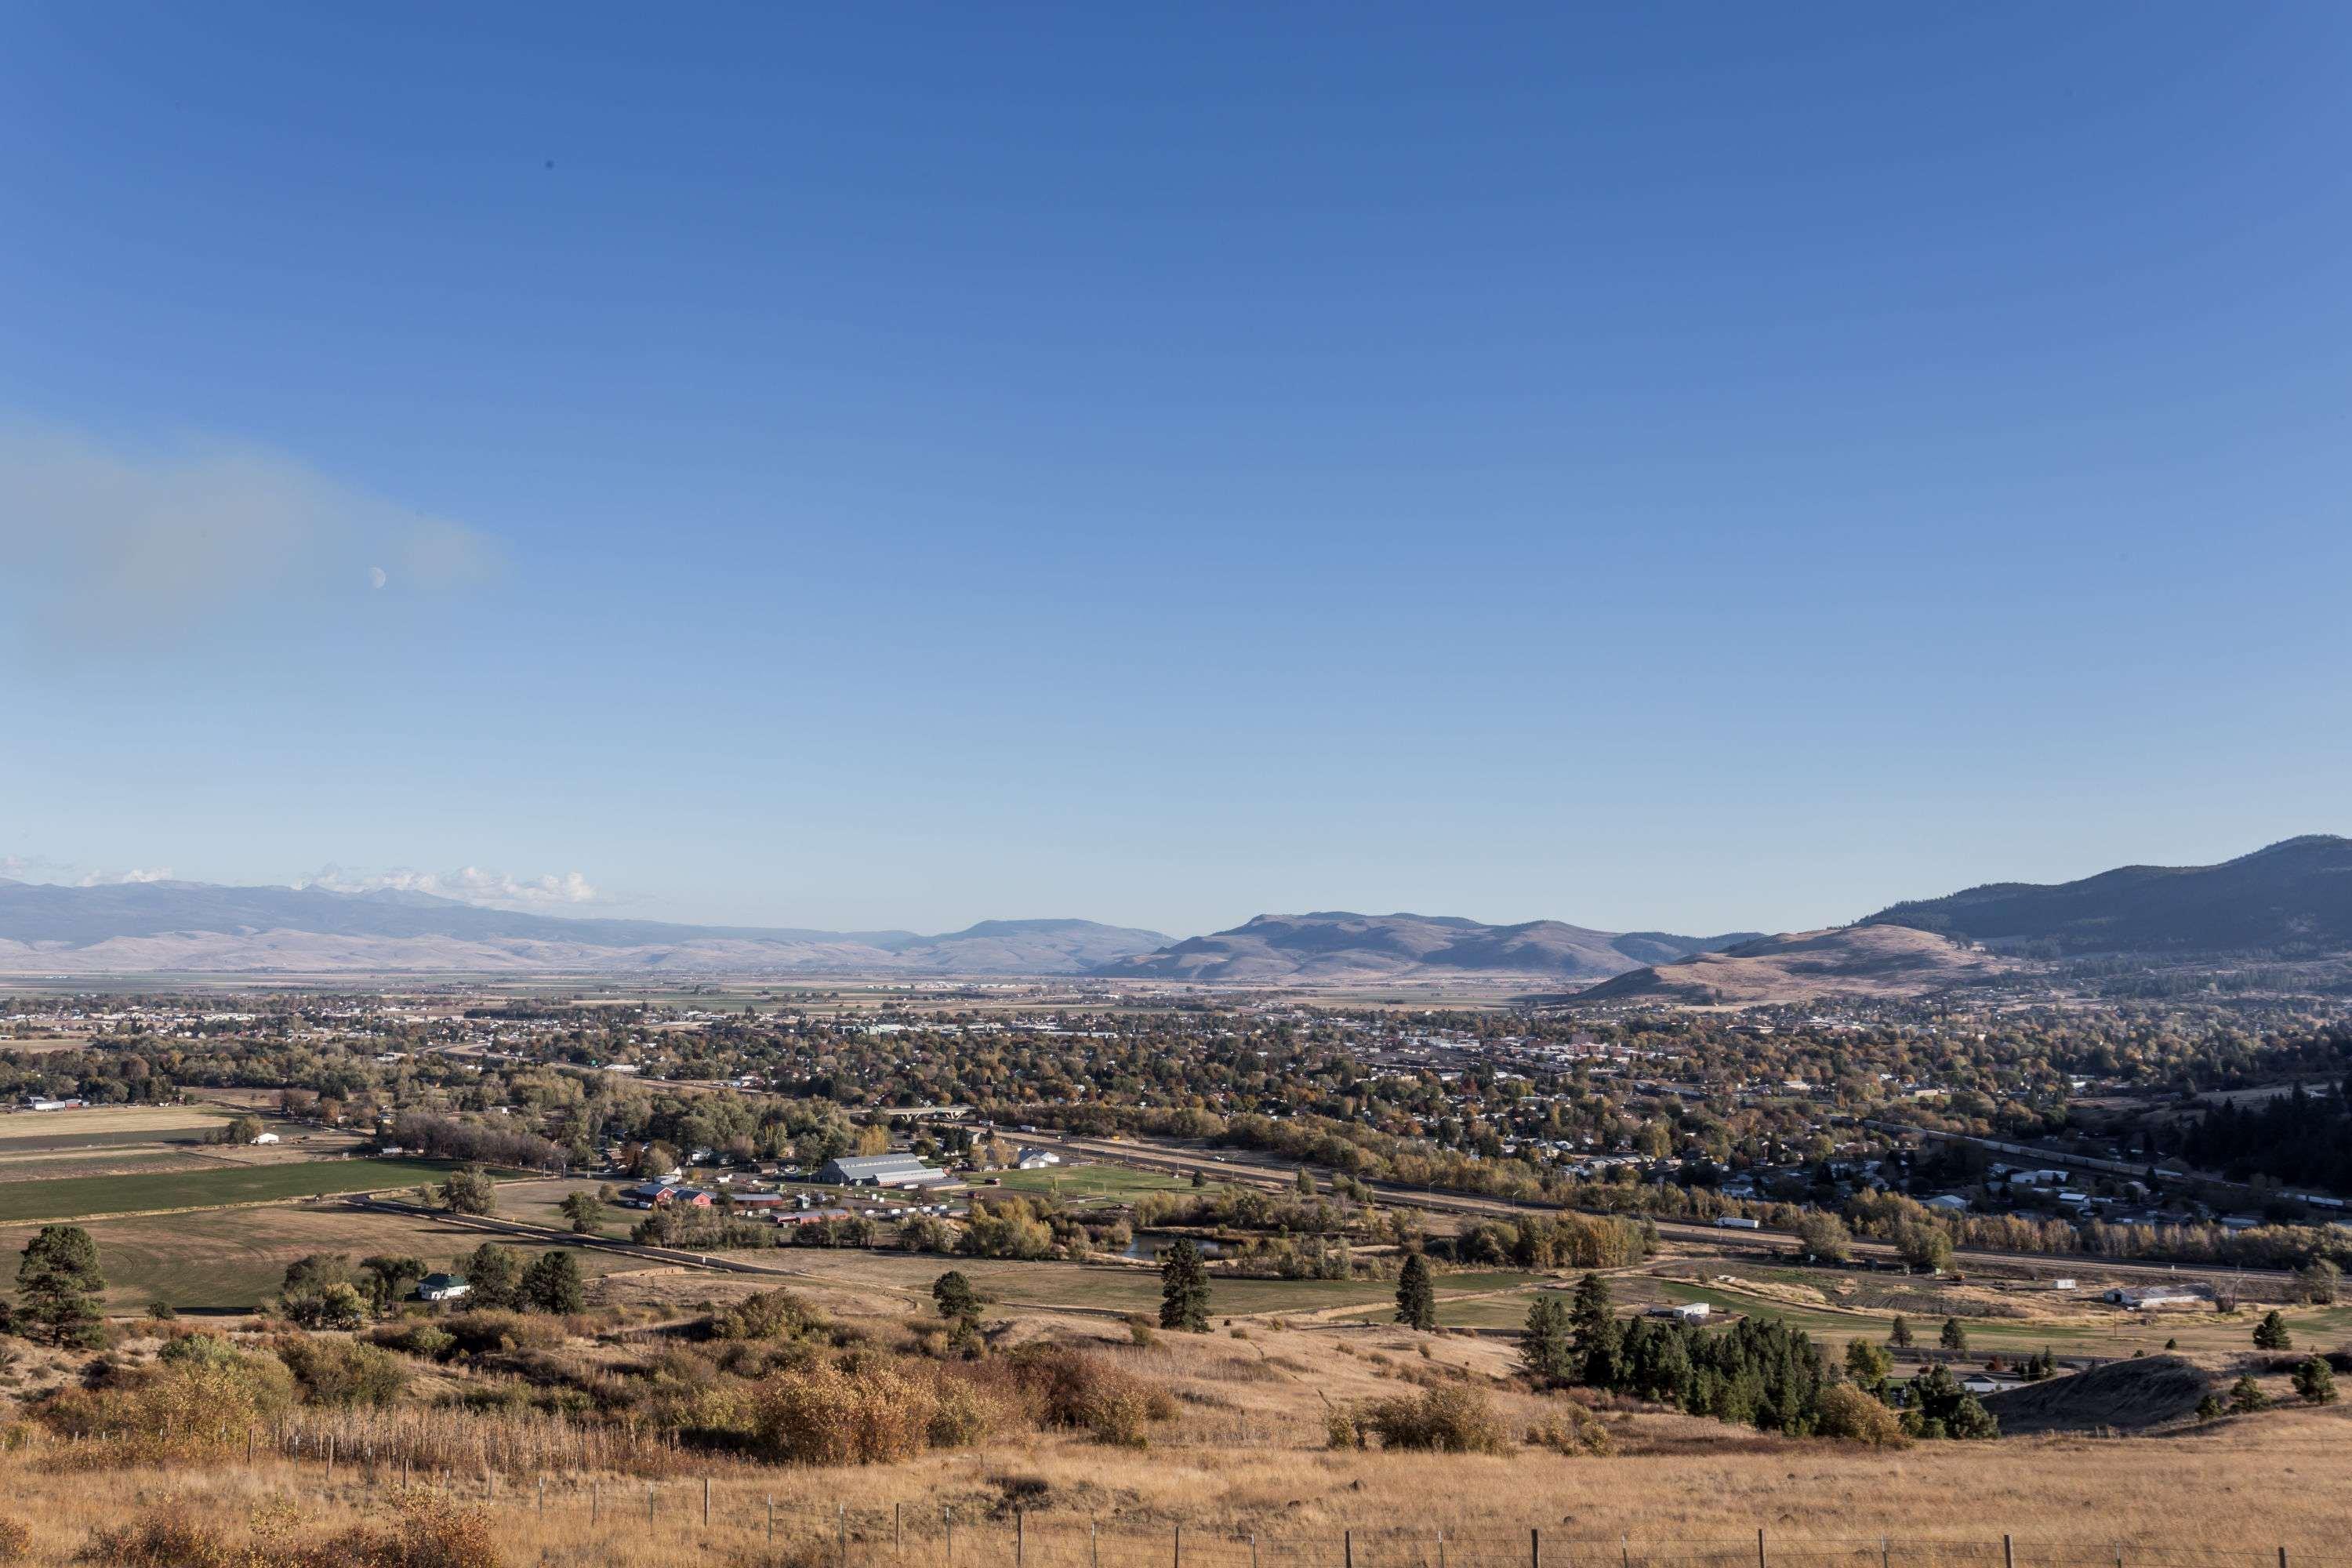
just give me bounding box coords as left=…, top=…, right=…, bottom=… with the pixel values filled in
left=5, top=4, right=2350, bottom=939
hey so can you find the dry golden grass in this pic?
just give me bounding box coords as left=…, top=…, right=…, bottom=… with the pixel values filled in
left=2, top=1407, right=2347, bottom=1568
left=3, top=1306, right=2348, bottom=1568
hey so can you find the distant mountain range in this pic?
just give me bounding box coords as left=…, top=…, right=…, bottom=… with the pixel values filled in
left=0, top=880, right=1169, bottom=977
left=1584, top=837, right=2352, bottom=1003
left=6, top=836, right=2347, bottom=990
left=1091, top=912, right=1764, bottom=984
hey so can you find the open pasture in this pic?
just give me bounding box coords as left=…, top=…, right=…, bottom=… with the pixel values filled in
left=0, top=1156, right=457, bottom=1225
left=0, top=1103, right=233, bottom=1149
left=0, top=1200, right=644, bottom=1312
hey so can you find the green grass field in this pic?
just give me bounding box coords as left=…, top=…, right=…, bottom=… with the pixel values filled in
left=0, top=1157, right=460, bottom=1224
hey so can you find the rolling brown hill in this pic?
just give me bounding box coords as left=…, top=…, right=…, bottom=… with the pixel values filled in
left=1094, top=912, right=1759, bottom=984
left=1577, top=924, right=2020, bottom=1004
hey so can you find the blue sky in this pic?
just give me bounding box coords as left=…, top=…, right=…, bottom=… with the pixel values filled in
left=5, top=3, right=2350, bottom=938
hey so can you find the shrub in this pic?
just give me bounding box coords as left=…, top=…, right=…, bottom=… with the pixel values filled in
left=1354, top=1385, right=1508, bottom=1454
left=715, top=1289, right=817, bottom=1342
left=377, top=1324, right=457, bottom=1360
left=1325, top=1408, right=1366, bottom=1450
left=1523, top=1404, right=1614, bottom=1456
left=753, top=1363, right=939, bottom=1465
left=274, top=1337, right=411, bottom=1407
left=85, top=1506, right=242, bottom=1568
left=1815, top=1384, right=1908, bottom=1447
left=0, top=1515, right=29, bottom=1565
left=1008, top=1348, right=1176, bottom=1446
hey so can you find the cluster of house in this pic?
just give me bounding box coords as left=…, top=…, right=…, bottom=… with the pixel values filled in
left=613, top=1151, right=967, bottom=1229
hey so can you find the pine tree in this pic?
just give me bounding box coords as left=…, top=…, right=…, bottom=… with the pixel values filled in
left=521, top=1250, right=586, bottom=1313
left=460, top=1243, right=522, bottom=1310
left=2292, top=1356, right=2337, bottom=1405
left=1396, top=1253, right=1436, bottom=1331
left=1889, top=1313, right=1914, bottom=1348
left=1939, top=1316, right=1967, bottom=1352
left=2194, top=1392, right=2223, bottom=1422
left=2229, top=1374, right=2269, bottom=1414
left=16, top=1225, right=105, bottom=1347
left=932, top=1269, right=982, bottom=1325
left=1568, top=1272, right=1620, bottom=1384
left=1160, top=1239, right=1210, bottom=1332
left=2253, top=1310, right=2292, bottom=1351
left=1521, top=1294, right=1574, bottom=1386
left=1296, top=1167, right=1316, bottom=1197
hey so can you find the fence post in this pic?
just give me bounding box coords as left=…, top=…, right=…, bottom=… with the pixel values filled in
left=1250, top=1534, right=1258, bottom=1568
left=1346, top=1530, right=1354, bottom=1568
left=1095, top=1520, right=1102, bottom=1568
left=2003, top=1537, right=2014, bottom=1568
left=1758, top=1530, right=1766, bottom=1568
left=946, top=1506, right=954, bottom=1568
left=591, top=1482, right=598, bottom=1524
left=770, top=1499, right=776, bottom=1543
left=898, top=1504, right=904, bottom=1558
left=1881, top=1537, right=1889, bottom=1568
left=1534, top=1527, right=1543, bottom=1568
left=1439, top=1530, right=1447, bottom=1568
left=648, top=1482, right=656, bottom=1524
left=1018, top=1511, right=1026, bottom=1568
left=539, top=1477, right=546, bottom=1517
left=1622, top=1534, right=1631, bottom=1568
left=705, top=1478, right=712, bottom=1528
left=840, top=1504, right=848, bottom=1568
left=1174, top=1522, right=1182, bottom=1568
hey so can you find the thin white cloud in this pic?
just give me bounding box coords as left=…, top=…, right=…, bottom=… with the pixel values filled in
left=0, top=420, right=503, bottom=648
left=301, top=864, right=612, bottom=910
left=1, top=856, right=173, bottom=886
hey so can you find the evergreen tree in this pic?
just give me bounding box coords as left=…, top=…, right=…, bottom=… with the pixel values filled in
left=1568, top=1272, right=1624, bottom=1384
left=1904, top=1364, right=1998, bottom=1439
left=2195, top=1392, right=2224, bottom=1422
left=2253, top=1310, right=2292, bottom=1351
left=559, top=1192, right=606, bottom=1234
left=459, top=1243, right=523, bottom=1310
left=2229, top=1374, right=2269, bottom=1414
left=1938, top=1316, right=1968, bottom=1352
left=521, top=1250, right=586, bottom=1313
left=16, top=1225, right=105, bottom=1347
left=931, top=1269, right=982, bottom=1325
left=1296, top=1167, right=1317, bottom=1196
left=2292, top=1356, right=2337, bottom=1405
left=1521, top=1294, right=1575, bottom=1386
left=1889, top=1313, right=1914, bottom=1348
left=1159, top=1239, right=1210, bottom=1332
left=1395, top=1253, right=1436, bottom=1331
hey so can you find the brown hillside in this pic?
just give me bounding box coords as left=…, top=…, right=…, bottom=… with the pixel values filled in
left=1579, top=925, right=2020, bottom=1004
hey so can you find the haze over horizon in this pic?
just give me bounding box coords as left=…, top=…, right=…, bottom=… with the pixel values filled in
left=8, top=5, right=2352, bottom=937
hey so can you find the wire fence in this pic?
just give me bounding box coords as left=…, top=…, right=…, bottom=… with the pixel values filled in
left=215, top=1464, right=2342, bottom=1568
left=17, top=1435, right=2336, bottom=1568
